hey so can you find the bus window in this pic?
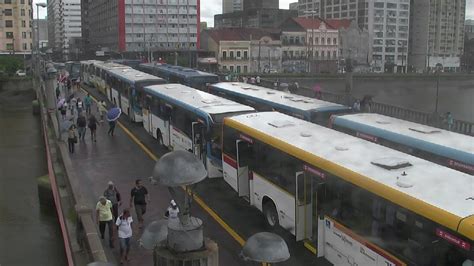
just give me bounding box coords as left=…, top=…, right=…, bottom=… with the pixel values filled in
left=223, top=126, right=239, bottom=156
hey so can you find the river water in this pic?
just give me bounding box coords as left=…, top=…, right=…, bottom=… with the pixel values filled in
left=0, top=87, right=66, bottom=265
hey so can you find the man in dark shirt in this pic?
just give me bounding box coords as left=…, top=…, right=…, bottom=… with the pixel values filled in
left=130, top=179, right=149, bottom=228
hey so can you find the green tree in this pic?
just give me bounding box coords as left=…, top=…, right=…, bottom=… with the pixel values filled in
left=0, top=56, right=23, bottom=75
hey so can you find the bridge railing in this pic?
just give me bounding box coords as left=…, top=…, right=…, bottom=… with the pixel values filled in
left=258, top=78, right=474, bottom=136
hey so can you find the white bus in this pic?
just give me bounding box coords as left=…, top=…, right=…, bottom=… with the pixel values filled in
left=142, top=84, right=255, bottom=178
left=85, top=61, right=131, bottom=96
left=80, top=60, right=103, bottom=85
left=106, top=68, right=166, bottom=122
left=222, top=112, right=474, bottom=266
left=330, top=113, right=474, bottom=175
left=209, top=82, right=351, bottom=125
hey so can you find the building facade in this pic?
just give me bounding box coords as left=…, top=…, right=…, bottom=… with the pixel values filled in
left=466, top=19, right=474, bottom=41
left=289, top=2, right=299, bottom=10
left=339, top=20, right=371, bottom=72
left=280, top=17, right=348, bottom=73
left=34, top=19, right=48, bottom=49
left=243, top=0, right=279, bottom=10
left=223, top=0, right=242, bottom=14
left=81, top=0, right=200, bottom=55
left=201, top=28, right=281, bottom=73
left=0, top=0, right=33, bottom=54
left=409, top=0, right=466, bottom=72
left=48, top=0, right=81, bottom=60
left=298, top=0, right=411, bottom=73
left=215, top=9, right=297, bottom=29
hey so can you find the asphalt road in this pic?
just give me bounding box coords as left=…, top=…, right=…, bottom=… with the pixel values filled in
left=0, top=87, right=67, bottom=265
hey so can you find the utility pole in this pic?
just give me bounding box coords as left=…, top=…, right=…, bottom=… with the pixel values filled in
left=258, top=40, right=261, bottom=73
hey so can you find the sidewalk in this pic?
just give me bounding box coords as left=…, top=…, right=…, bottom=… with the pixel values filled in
left=58, top=88, right=244, bottom=265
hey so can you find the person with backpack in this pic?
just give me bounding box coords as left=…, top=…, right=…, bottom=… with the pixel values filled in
left=76, top=114, right=87, bottom=141
left=88, top=114, right=98, bottom=142
left=104, top=181, right=121, bottom=220
left=116, top=209, right=133, bottom=264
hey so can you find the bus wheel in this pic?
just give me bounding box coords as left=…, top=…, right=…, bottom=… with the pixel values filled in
left=263, top=200, right=279, bottom=228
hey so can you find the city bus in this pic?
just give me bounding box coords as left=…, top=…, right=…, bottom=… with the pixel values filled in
left=85, top=61, right=131, bottom=95
left=142, top=84, right=255, bottom=177
left=222, top=111, right=474, bottom=266
left=209, top=82, right=351, bottom=125
left=138, top=63, right=219, bottom=90
left=80, top=60, right=103, bottom=85
left=106, top=68, right=166, bottom=122
left=110, top=59, right=143, bottom=69
left=65, top=61, right=81, bottom=82
left=330, top=113, right=474, bottom=175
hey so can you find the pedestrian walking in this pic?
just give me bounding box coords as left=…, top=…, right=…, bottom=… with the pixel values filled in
left=88, top=114, right=98, bottom=142
left=61, top=105, right=67, bottom=120
left=67, top=125, right=77, bottom=153
left=108, top=120, right=116, bottom=136
left=130, top=179, right=149, bottom=229
left=77, top=99, right=84, bottom=115
left=165, top=200, right=180, bottom=220
left=76, top=114, right=87, bottom=141
left=353, top=99, right=361, bottom=112
left=116, top=209, right=133, bottom=264
left=70, top=97, right=77, bottom=116
left=445, top=112, right=454, bottom=131
left=96, top=196, right=115, bottom=248
left=104, top=181, right=121, bottom=220
left=256, top=76, right=261, bottom=85
left=98, top=100, right=107, bottom=123
left=250, top=76, right=256, bottom=84
left=56, top=86, right=61, bottom=99
left=84, top=93, right=93, bottom=115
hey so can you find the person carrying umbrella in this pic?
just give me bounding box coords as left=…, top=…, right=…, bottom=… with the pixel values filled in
left=107, top=107, right=122, bottom=136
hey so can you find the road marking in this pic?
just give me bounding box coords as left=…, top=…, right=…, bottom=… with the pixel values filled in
left=304, top=240, right=317, bottom=255
left=81, top=87, right=247, bottom=246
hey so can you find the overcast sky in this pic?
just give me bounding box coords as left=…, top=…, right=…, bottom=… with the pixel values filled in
left=34, top=0, right=474, bottom=27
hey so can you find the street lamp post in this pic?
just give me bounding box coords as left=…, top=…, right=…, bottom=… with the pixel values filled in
left=304, top=10, right=318, bottom=74
left=35, top=3, right=47, bottom=75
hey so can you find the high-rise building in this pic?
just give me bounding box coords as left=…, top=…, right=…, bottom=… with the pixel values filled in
left=289, top=2, right=299, bottom=10
left=298, top=0, right=410, bottom=73
left=48, top=0, right=81, bottom=60
left=0, top=0, right=33, bottom=54
left=223, top=0, right=242, bottom=14
left=34, top=19, right=49, bottom=49
left=409, top=0, right=466, bottom=72
left=243, top=0, right=279, bottom=10
left=81, top=0, right=200, bottom=55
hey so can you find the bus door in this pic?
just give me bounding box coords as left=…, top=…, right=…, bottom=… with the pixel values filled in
left=143, top=95, right=153, bottom=134
left=162, top=105, right=172, bottom=147
left=296, top=171, right=313, bottom=241
left=236, top=140, right=253, bottom=200
left=192, top=121, right=204, bottom=160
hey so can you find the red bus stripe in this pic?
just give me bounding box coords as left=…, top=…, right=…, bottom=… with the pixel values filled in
left=223, top=153, right=237, bottom=169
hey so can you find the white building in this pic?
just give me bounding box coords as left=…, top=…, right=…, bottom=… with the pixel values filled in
left=409, top=0, right=466, bottom=72
left=223, top=0, right=242, bottom=14
left=48, top=0, right=81, bottom=60
left=298, top=0, right=410, bottom=73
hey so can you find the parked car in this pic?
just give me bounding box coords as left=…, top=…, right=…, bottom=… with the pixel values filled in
left=15, top=70, right=26, bottom=77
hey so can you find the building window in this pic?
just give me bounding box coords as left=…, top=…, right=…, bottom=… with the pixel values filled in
left=6, top=32, right=14, bottom=39
left=5, top=0, right=12, bottom=4
left=236, top=65, right=241, bottom=73
left=222, top=51, right=227, bottom=59
left=230, top=51, right=234, bottom=58
left=22, top=21, right=26, bottom=27
left=21, top=9, right=25, bottom=16
left=23, top=43, right=27, bottom=50
left=333, top=38, right=337, bottom=45
left=22, top=32, right=26, bottom=38
left=244, top=65, right=248, bottom=73
left=333, top=51, right=337, bottom=58
left=237, top=51, right=241, bottom=58
left=4, top=9, right=13, bottom=16
left=6, top=43, right=13, bottom=50
left=230, top=65, right=234, bottom=72
left=5, top=20, right=13, bottom=28
left=243, top=51, right=248, bottom=59
left=321, top=38, right=325, bottom=45
left=21, top=0, right=25, bottom=4
left=321, top=51, right=325, bottom=58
